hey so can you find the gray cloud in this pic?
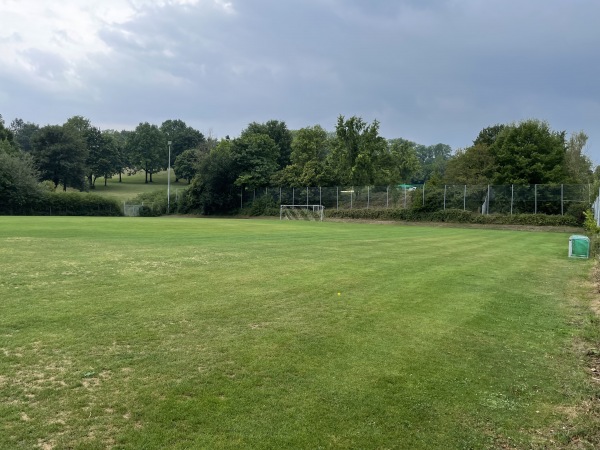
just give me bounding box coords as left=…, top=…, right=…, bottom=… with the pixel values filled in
left=2, top=0, right=600, bottom=161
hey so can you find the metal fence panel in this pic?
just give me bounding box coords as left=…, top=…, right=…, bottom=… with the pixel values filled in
left=238, top=183, right=594, bottom=216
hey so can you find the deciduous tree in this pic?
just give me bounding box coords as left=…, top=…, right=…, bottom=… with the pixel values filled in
left=242, top=120, right=293, bottom=169
left=0, top=152, right=44, bottom=213
left=232, top=133, right=279, bottom=189
left=489, top=120, right=567, bottom=185
left=274, top=125, right=332, bottom=187
left=330, top=115, right=387, bottom=185
left=379, top=139, right=421, bottom=185
left=31, top=125, right=88, bottom=191
left=564, top=130, right=592, bottom=183
left=160, top=119, right=205, bottom=181
left=127, top=123, right=165, bottom=183
left=187, top=139, right=238, bottom=213
left=10, top=119, right=40, bottom=153
left=174, top=148, right=201, bottom=183
left=444, top=143, right=494, bottom=184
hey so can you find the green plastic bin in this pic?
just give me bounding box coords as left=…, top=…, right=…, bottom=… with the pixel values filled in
left=568, top=235, right=590, bottom=259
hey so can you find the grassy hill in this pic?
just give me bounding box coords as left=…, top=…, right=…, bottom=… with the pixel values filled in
left=91, top=170, right=189, bottom=202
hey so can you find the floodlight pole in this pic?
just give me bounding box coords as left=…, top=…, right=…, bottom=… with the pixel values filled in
left=167, top=141, right=172, bottom=213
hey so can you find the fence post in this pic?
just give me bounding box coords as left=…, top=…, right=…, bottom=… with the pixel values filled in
left=279, top=187, right=282, bottom=205
left=443, top=185, right=447, bottom=211
left=597, top=187, right=600, bottom=227
left=386, top=186, right=389, bottom=208
left=306, top=186, right=309, bottom=206
left=319, top=186, right=322, bottom=206
left=292, top=187, right=295, bottom=205
left=511, top=184, right=514, bottom=215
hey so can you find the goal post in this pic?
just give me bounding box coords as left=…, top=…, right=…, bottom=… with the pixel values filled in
left=280, top=204, right=325, bottom=221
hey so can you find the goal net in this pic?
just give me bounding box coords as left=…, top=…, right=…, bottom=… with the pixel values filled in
left=280, top=205, right=324, bottom=221
left=123, top=204, right=143, bottom=217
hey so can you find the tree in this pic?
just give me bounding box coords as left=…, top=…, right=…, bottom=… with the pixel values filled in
left=564, top=131, right=592, bottom=183
left=0, top=152, right=44, bottom=213
left=242, top=120, right=293, bottom=169
left=31, top=125, right=88, bottom=191
left=98, top=129, right=127, bottom=182
left=110, top=130, right=132, bottom=182
left=274, top=125, right=332, bottom=187
left=473, top=124, right=506, bottom=147
left=64, top=116, right=122, bottom=188
left=330, top=115, right=387, bottom=185
left=174, top=148, right=201, bottom=183
left=413, top=143, right=452, bottom=184
left=232, top=133, right=279, bottom=189
left=64, top=115, right=92, bottom=135
left=444, top=143, right=494, bottom=184
left=127, top=123, right=165, bottom=183
left=86, top=129, right=122, bottom=187
left=0, top=115, right=18, bottom=155
left=489, top=120, right=567, bottom=185
left=379, top=139, right=421, bottom=185
left=160, top=119, right=205, bottom=181
left=10, top=119, right=40, bottom=153
left=187, top=139, right=239, bottom=214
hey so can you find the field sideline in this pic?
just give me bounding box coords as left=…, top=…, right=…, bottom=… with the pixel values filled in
left=0, top=217, right=596, bottom=449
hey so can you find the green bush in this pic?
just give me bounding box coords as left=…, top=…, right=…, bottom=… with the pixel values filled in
left=28, top=192, right=122, bottom=216
left=565, top=202, right=589, bottom=224
left=130, top=190, right=169, bottom=216
left=326, top=208, right=580, bottom=227
left=245, top=196, right=280, bottom=216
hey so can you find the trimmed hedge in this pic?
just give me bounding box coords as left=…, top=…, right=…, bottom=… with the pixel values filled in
left=3, top=192, right=122, bottom=216
left=326, top=208, right=581, bottom=227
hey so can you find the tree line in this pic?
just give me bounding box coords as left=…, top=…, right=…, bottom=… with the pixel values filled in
left=0, top=112, right=596, bottom=215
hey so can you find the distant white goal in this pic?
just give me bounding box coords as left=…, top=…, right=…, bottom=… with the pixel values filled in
left=123, top=204, right=143, bottom=217
left=280, top=205, right=325, bottom=221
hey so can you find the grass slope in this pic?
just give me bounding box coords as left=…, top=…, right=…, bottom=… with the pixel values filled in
left=91, top=170, right=186, bottom=202
left=0, top=217, right=594, bottom=449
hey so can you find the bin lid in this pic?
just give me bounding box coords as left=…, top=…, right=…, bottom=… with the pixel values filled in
left=570, top=235, right=589, bottom=241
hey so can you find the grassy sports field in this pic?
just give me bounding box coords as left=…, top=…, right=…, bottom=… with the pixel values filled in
left=0, top=217, right=596, bottom=448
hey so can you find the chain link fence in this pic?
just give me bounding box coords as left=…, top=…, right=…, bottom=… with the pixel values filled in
left=241, top=184, right=595, bottom=216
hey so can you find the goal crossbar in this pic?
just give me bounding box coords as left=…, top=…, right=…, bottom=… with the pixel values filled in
left=280, top=204, right=324, bottom=221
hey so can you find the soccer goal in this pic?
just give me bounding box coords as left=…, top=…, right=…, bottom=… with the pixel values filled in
left=123, top=203, right=143, bottom=217
left=123, top=202, right=154, bottom=217
left=280, top=205, right=325, bottom=221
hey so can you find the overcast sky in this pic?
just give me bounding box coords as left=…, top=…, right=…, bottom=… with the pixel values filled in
left=1, top=0, right=599, bottom=162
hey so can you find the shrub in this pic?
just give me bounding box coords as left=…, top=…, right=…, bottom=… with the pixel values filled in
left=326, top=208, right=580, bottom=227
left=35, top=192, right=122, bottom=216
left=130, top=190, right=169, bottom=216
left=565, top=202, right=589, bottom=225
left=245, top=196, right=279, bottom=216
